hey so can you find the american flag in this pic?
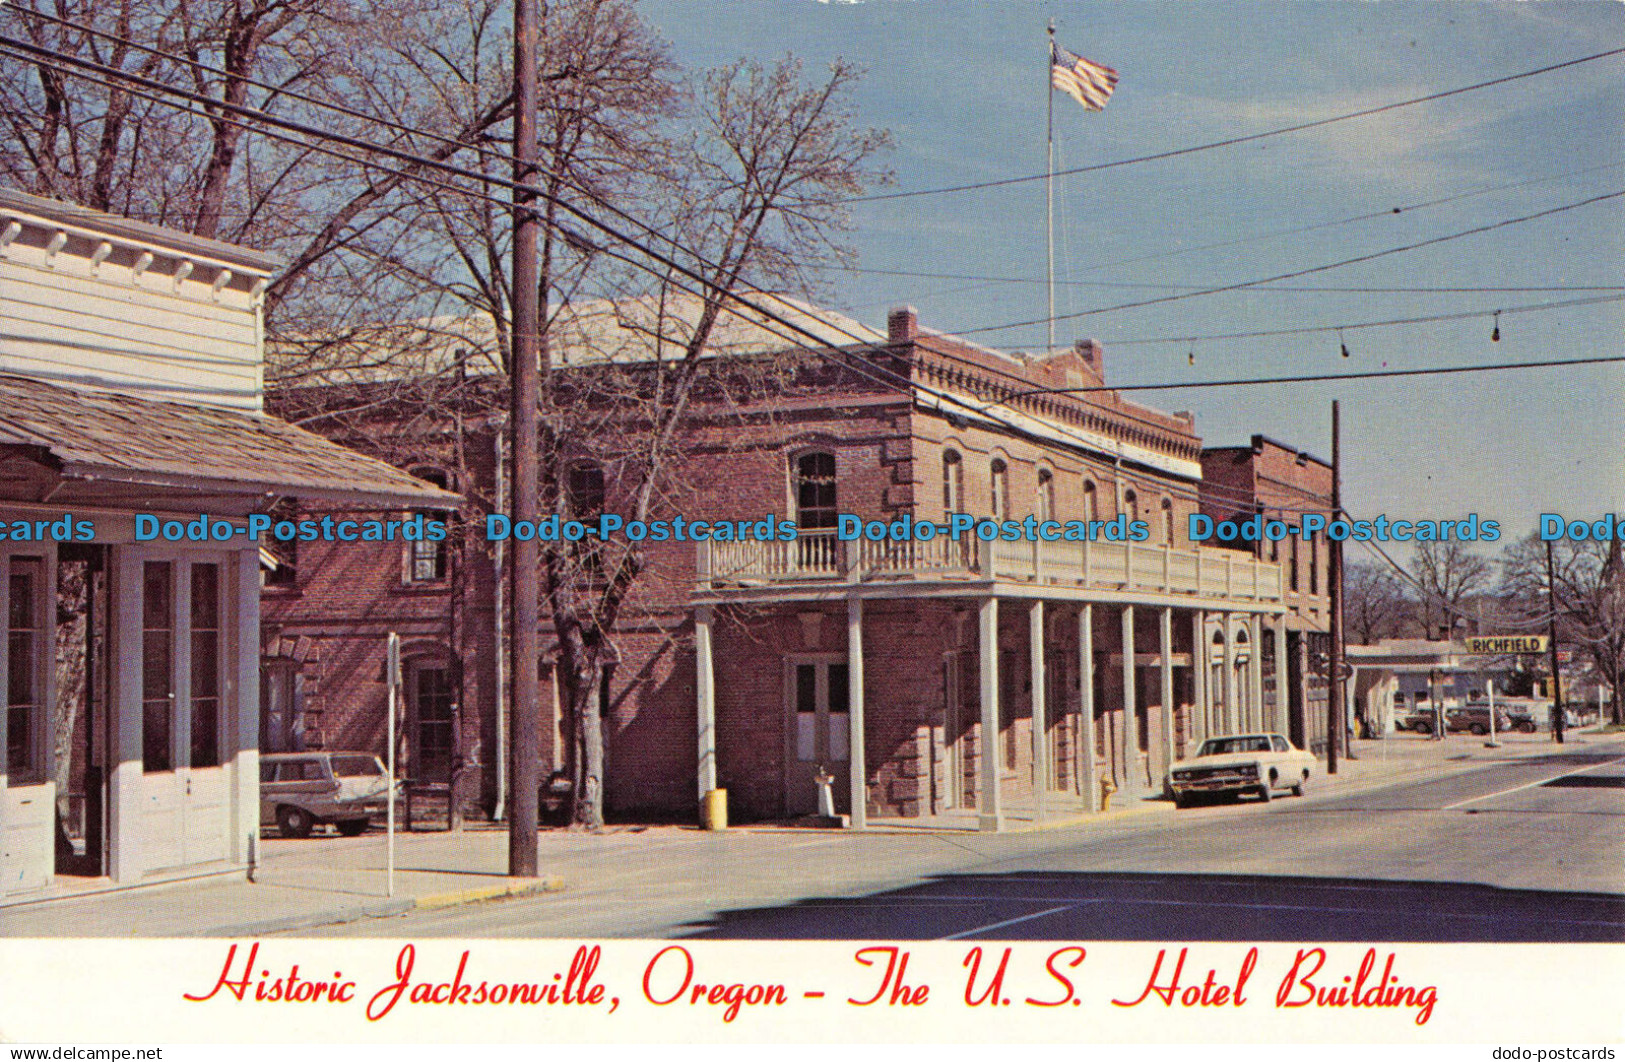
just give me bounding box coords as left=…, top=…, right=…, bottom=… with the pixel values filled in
left=1051, top=43, right=1118, bottom=111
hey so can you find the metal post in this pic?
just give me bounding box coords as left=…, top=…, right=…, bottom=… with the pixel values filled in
left=1030, top=601, right=1047, bottom=821
left=386, top=632, right=400, bottom=899
left=1546, top=539, right=1565, bottom=744
left=1327, top=399, right=1345, bottom=773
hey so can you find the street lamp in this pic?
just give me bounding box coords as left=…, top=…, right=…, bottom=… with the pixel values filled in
left=1429, top=667, right=1445, bottom=741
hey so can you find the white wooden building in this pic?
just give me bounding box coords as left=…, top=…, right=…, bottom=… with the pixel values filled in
left=0, top=188, right=454, bottom=896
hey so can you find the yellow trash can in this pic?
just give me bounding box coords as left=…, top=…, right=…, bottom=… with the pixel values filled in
left=702, top=787, right=728, bottom=831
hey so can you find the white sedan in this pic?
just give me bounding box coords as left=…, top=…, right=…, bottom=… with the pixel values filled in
left=1165, top=732, right=1315, bottom=808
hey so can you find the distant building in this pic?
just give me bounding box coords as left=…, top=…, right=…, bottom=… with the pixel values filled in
left=0, top=189, right=452, bottom=897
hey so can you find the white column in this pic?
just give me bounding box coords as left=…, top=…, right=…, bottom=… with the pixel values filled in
left=1029, top=601, right=1047, bottom=821
left=1249, top=614, right=1265, bottom=731
left=1221, top=613, right=1237, bottom=735
left=231, top=548, right=261, bottom=866
left=1271, top=615, right=1289, bottom=734
left=1121, top=605, right=1136, bottom=791
left=107, top=548, right=143, bottom=883
left=1160, top=607, right=1175, bottom=773
left=847, top=597, right=867, bottom=830
left=978, top=596, right=1002, bottom=832
left=695, top=606, right=717, bottom=808
left=1079, top=605, right=1096, bottom=813
left=1191, top=610, right=1208, bottom=743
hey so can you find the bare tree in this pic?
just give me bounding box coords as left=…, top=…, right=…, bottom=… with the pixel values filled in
left=1411, top=540, right=1491, bottom=640
left=1343, top=560, right=1410, bottom=645
left=539, top=57, right=891, bottom=827
left=1501, top=534, right=1625, bottom=724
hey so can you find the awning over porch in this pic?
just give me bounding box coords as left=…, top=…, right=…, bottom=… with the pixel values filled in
left=0, top=372, right=458, bottom=509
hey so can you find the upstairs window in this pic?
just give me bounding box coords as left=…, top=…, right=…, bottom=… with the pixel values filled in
left=990, top=459, right=1009, bottom=520
left=567, top=462, right=606, bottom=520
left=1082, top=481, right=1097, bottom=524
left=794, top=452, right=839, bottom=532
left=1037, top=469, right=1055, bottom=522
left=942, top=450, right=964, bottom=515
left=1123, top=488, right=1138, bottom=523
left=1161, top=498, right=1174, bottom=544
left=407, top=468, right=450, bottom=583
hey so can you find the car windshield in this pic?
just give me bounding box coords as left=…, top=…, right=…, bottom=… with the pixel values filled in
left=1198, top=737, right=1271, bottom=756
left=329, top=755, right=384, bottom=777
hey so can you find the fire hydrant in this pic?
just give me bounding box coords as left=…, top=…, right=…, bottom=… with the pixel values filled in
left=1099, top=776, right=1117, bottom=811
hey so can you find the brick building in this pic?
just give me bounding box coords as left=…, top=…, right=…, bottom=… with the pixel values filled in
left=1199, top=435, right=1335, bottom=753
left=264, top=299, right=1328, bottom=830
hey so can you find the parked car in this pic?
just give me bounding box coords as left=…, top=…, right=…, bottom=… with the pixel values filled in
left=1445, top=705, right=1517, bottom=735
left=1165, top=732, right=1315, bottom=808
left=1395, top=706, right=1445, bottom=734
left=260, top=751, right=396, bottom=838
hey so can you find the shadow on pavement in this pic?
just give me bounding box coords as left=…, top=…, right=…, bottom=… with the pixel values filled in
left=681, top=870, right=1625, bottom=943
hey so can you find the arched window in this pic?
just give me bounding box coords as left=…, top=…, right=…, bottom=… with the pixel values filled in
left=942, top=449, right=964, bottom=515
left=1290, top=535, right=1300, bottom=593
left=1310, top=534, right=1320, bottom=596
left=1036, top=468, right=1055, bottom=522
left=794, top=451, right=838, bottom=531
left=1082, top=481, right=1097, bottom=524
left=407, top=468, right=450, bottom=583
left=1160, top=498, right=1174, bottom=544
left=1123, top=488, right=1137, bottom=523
left=990, top=458, right=1009, bottom=519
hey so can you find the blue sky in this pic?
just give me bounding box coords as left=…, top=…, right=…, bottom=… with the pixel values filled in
left=640, top=0, right=1624, bottom=542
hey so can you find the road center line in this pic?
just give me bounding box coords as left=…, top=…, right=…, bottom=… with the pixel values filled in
left=939, top=902, right=1085, bottom=941
left=1439, top=755, right=1625, bottom=811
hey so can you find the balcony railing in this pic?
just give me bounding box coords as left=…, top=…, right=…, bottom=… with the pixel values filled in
left=699, top=530, right=1282, bottom=603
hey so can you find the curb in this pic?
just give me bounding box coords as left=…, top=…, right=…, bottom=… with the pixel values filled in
left=201, top=875, right=564, bottom=938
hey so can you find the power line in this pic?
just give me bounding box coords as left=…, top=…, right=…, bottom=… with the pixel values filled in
left=847, top=45, right=1625, bottom=204
left=1103, top=293, right=1625, bottom=348
left=957, top=189, right=1625, bottom=337
left=6, top=31, right=1620, bottom=469
left=827, top=161, right=1625, bottom=286
left=999, top=352, right=1625, bottom=398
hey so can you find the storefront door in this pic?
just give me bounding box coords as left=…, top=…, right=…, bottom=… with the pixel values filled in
left=783, top=657, right=850, bottom=816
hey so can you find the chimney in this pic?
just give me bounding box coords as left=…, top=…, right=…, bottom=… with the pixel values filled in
left=888, top=305, right=918, bottom=344
left=1074, top=338, right=1104, bottom=378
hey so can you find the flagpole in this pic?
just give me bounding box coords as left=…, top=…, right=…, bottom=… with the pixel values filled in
left=1046, top=20, right=1056, bottom=354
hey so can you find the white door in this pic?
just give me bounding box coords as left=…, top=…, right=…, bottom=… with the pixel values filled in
left=138, top=558, right=229, bottom=872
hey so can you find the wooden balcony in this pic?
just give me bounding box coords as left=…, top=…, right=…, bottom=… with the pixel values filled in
left=697, top=530, right=1282, bottom=607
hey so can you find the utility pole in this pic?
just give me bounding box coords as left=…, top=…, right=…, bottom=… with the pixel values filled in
left=507, top=0, right=541, bottom=876
left=1545, top=539, right=1565, bottom=745
left=1326, top=400, right=1344, bottom=774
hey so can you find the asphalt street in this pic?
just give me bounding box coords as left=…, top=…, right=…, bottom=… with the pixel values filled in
left=295, top=740, right=1625, bottom=942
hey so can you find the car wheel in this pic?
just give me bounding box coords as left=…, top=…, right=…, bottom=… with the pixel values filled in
left=1470, top=723, right=1488, bottom=736
left=1413, top=721, right=1432, bottom=736
left=1517, top=721, right=1537, bottom=734
left=276, top=805, right=315, bottom=839
left=335, top=819, right=370, bottom=837
left=1256, top=783, right=1272, bottom=803
left=1291, top=772, right=1308, bottom=798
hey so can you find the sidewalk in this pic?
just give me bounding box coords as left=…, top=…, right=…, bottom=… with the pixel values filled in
left=0, top=727, right=1615, bottom=938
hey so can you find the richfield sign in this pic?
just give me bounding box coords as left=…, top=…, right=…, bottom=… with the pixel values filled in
left=1464, top=635, right=1550, bottom=655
